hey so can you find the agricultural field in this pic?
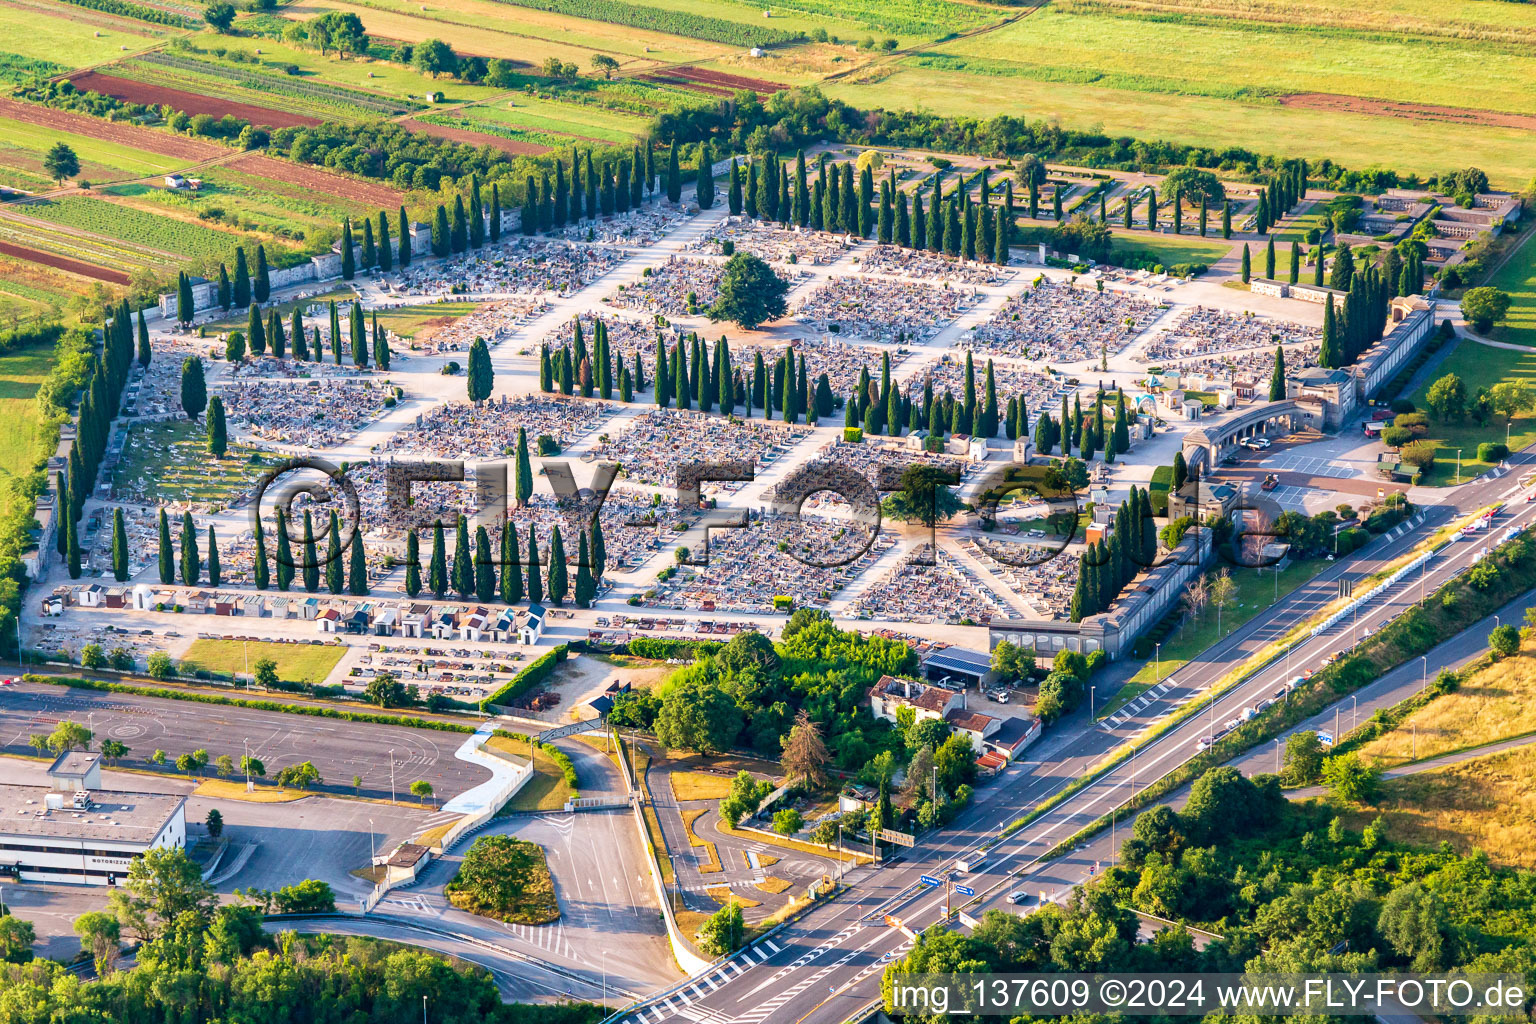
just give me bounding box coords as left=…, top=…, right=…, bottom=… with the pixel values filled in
left=923, top=3, right=1536, bottom=116
left=0, top=115, right=190, bottom=191
left=101, top=170, right=367, bottom=249
left=0, top=334, right=57, bottom=517
left=104, top=45, right=429, bottom=125
left=617, top=0, right=1011, bottom=46
left=422, top=95, right=650, bottom=149
left=15, top=196, right=306, bottom=272
left=828, top=65, right=1536, bottom=188
left=0, top=254, right=87, bottom=325
left=1407, top=340, right=1536, bottom=485
left=289, top=0, right=729, bottom=67
left=0, top=0, right=183, bottom=68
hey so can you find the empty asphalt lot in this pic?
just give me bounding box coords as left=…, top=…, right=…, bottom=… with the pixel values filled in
left=0, top=679, right=490, bottom=801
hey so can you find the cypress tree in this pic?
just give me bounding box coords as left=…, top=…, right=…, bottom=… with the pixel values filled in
left=1241, top=243, right=1251, bottom=284
left=451, top=195, right=468, bottom=252
left=429, top=520, right=447, bottom=598
left=469, top=177, right=485, bottom=248
left=1265, top=236, right=1276, bottom=280
left=110, top=507, right=129, bottom=582
left=254, top=245, right=270, bottom=302
left=207, top=524, right=221, bottom=586
left=695, top=141, right=715, bottom=209
left=253, top=514, right=269, bottom=590
left=1319, top=296, right=1339, bottom=368
left=574, top=530, right=595, bottom=608
left=1221, top=201, right=1232, bottom=239
left=745, top=161, right=759, bottom=219
left=501, top=525, right=522, bottom=603
left=176, top=272, right=193, bottom=324
left=1288, top=241, right=1300, bottom=284
left=398, top=206, right=412, bottom=267
left=666, top=140, right=681, bottom=204
left=452, top=514, right=472, bottom=597
left=233, top=247, right=250, bottom=308
left=728, top=158, right=742, bottom=215
left=206, top=395, right=227, bottom=457
left=275, top=508, right=293, bottom=591
left=547, top=525, right=568, bottom=605
left=378, top=209, right=393, bottom=271
left=137, top=309, right=150, bottom=367
left=325, top=509, right=343, bottom=594
left=179, top=511, right=200, bottom=586
left=269, top=309, right=286, bottom=359
left=362, top=216, right=376, bottom=268
left=341, top=219, right=355, bottom=280
left=474, top=526, right=495, bottom=602
left=433, top=204, right=450, bottom=254
left=1269, top=345, right=1286, bottom=401
left=526, top=526, right=543, bottom=605
left=348, top=530, right=368, bottom=596
left=490, top=182, right=502, bottom=242
left=302, top=511, right=319, bottom=592
left=157, top=508, right=174, bottom=584
left=405, top=530, right=421, bottom=598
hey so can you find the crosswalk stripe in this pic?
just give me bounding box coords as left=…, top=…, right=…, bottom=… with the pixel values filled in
left=753, top=947, right=769, bottom=961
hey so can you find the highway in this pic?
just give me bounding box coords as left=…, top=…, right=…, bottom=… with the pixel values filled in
left=609, top=455, right=1535, bottom=1024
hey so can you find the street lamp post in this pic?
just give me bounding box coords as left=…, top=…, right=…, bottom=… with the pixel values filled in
left=388, top=749, right=396, bottom=803
left=1457, top=449, right=1463, bottom=484
left=1154, top=642, right=1161, bottom=683
left=1274, top=737, right=1282, bottom=774
left=1089, top=685, right=1096, bottom=722
left=1350, top=694, right=1359, bottom=732
left=1420, top=655, right=1428, bottom=693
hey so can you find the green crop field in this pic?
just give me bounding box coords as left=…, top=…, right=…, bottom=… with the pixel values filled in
left=623, top=0, right=1009, bottom=42
left=180, top=638, right=346, bottom=683
left=176, top=33, right=506, bottom=107
left=439, top=96, right=650, bottom=145
left=0, top=115, right=188, bottom=185
left=0, top=334, right=56, bottom=516
left=926, top=4, right=1536, bottom=115
left=105, top=170, right=364, bottom=246
left=0, top=0, right=177, bottom=67
left=827, top=66, right=1536, bottom=187
left=18, top=196, right=299, bottom=268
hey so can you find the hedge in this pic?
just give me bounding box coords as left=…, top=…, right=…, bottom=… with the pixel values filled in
left=479, top=645, right=567, bottom=713
left=538, top=742, right=579, bottom=789
left=26, top=675, right=477, bottom=733
left=621, top=637, right=724, bottom=661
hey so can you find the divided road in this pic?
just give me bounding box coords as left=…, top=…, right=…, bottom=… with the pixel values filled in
left=612, top=455, right=1535, bottom=1024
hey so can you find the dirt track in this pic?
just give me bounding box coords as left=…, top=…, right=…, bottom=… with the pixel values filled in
left=0, top=95, right=224, bottom=160
left=70, top=72, right=322, bottom=129
left=1278, top=92, right=1536, bottom=132
left=0, top=240, right=129, bottom=284
left=225, top=153, right=404, bottom=208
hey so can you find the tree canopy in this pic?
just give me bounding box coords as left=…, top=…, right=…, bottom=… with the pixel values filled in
left=708, top=252, right=788, bottom=330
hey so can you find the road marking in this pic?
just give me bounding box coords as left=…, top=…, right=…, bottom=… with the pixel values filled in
left=753, top=947, right=769, bottom=962
left=764, top=940, right=781, bottom=954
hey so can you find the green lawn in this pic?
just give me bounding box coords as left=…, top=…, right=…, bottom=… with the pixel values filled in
left=1408, top=340, right=1536, bottom=486
left=1483, top=231, right=1536, bottom=348
left=1099, top=557, right=1333, bottom=717
left=179, top=638, right=346, bottom=683
left=110, top=419, right=279, bottom=507
left=371, top=302, right=481, bottom=339
left=1113, top=233, right=1234, bottom=267
left=0, top=335, right=55, bottom=516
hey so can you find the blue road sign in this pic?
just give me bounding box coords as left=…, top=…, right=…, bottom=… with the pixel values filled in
left=919, top=875, right=942, bottom=887
left=955, top=885, right=975, bottom=896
